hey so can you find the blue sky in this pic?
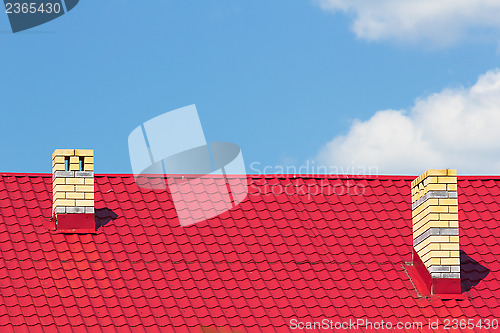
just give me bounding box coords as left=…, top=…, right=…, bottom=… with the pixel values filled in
left=2, top=0, right=500, bottom=174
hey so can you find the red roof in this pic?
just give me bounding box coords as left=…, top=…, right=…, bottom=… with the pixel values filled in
left=0, top=173, right=499, bottom=332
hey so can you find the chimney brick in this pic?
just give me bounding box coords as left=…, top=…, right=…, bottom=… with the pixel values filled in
left=52, top=149, right=94, bottom=216
left=412, top=169, right=460, bottom=282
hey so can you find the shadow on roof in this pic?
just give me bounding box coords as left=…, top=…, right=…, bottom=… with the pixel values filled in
left=95, top=208, right=118, bottom=231
left=461, top=250, right=490, bottom=293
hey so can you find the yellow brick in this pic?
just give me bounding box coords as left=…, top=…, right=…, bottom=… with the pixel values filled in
left=52, top=149, right=74, bottom=158
left=76, top=200, right=94, bottom=207
left=450, top=251, right=460, bottom=258
left=53, top=192, right=66, bottom=200
left=69, top=156, right=79, bottom=164
left=52, top=156, right=65, bottom=165
left=413, top=210, right=424, bottom=223
left=84, top=164, right=94, bottom=171
left=427, top=169, right=448, bottom=176
left=65, top=178, right=85, bottom=185
left=413, top=215, right=424, bottom=230
left=53, top=164, right=66, bottom=171
left=433, top=250, right=450, bottom=257
left=440, top=243, right=459, bottom=251
left=76, top=185, right=94, bottom=192
left=447, top=169, right=457, bottom=176
left=424, top=257, right=441, bottom=267
left=417, top=242, right=439, bottom=257
left=53, top=184, right=75, bottom=192
left=413, top=191, right=420, bottom=202
left=52, top=155, right=65, bottom=163
left=438, top=198, right=458, bottom=206
left=427, top=183, right=447, bottom=191
left=69, top=163, right=80, bottom=171
left=430, top=220, right=449, bottom=228
left=414, top=211, right=433, bottom=227
left=430, top=205, right=448, bottom=213
left=419, top=250, right=435, bottom=262
left=66, top=192, right=85, bottom=199
left=426, top=198, right=439, bottom=207
left=449, top=220, right=459, bottom=228
left=85, top=192, right=94, bottom=200
left=411, top=172, right=426, bottom=188
left=419, top=212, right=439, bottom=224
left=450, top=236, right=459, bottom=242
left=439, top=212, right=458, bottom=221
left=414, top=213, right=439, bottom=235
left=413, top=202, right=427, bottom=217
left=417, top=190, right=424, bottom=201
left=420, top=251, right=431, bottom=263
left=447, top=184, right=457, bottom=191
left=75, top=149, right=93, bottom=157
left=85, top=157, right=94, bottom=164
left=448, top=206, right=458, bottom=213
left=430, top=235, right=450, bottom=243
left=412, top=204, right=421, bottom=217
left=413, top=203, right=436, bottom=219
left=415, top=241, right=427, bottom=254
left=414, top=226, right=427, bottom=239
left=423, top=176, right=438, bottom=186
left=437, top=176, right=457, bottom=184
left=417, top=234, right=432, bottom=247
left=53, top=178, right=65, bottom=185
left=84, top=178, right=94, bottom=185
left=54, top=199, right=75, bottom=207
left=415, top=237, right=432, bottom=252
left=441, top=257, right=460, bottom=265
left=414, top=218, right=433, bottom=237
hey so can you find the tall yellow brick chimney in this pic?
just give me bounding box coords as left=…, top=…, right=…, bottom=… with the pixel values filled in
left=411, top=169, right=460, bottom=294
left=52, top=149, right=95, bottom=233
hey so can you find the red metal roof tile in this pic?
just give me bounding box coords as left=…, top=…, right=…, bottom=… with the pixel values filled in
left=0, top=174, right=499, bottom=330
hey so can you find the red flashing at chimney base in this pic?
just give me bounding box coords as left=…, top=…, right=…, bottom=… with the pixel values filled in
left=56, top=214, right=96, bottom=234
left=433, top=277, right=461, bottom=295
left=412, top=249, right=432, bottom=293
left=408, top=249, right=462, bottom=298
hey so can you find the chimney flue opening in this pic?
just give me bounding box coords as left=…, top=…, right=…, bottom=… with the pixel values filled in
left=64, top=156, right=70, bottom=171
left=79, top=157, right=84, bottom=171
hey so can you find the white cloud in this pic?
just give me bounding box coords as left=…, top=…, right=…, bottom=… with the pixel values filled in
left=316, top=0, right=500, bottom=46
left=316, top=69, right=500, bottom=174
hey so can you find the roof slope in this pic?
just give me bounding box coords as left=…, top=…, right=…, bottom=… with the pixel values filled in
left=0, top=174, right=499, bottom=332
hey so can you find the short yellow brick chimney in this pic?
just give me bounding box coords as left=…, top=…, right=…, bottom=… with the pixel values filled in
left=411, top=169, right=460, bottom=294
left=52, top=149, right=95, bottom=233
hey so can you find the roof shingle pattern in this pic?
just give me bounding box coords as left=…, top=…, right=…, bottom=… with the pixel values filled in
left=0, top=174, right=498, bottom=332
